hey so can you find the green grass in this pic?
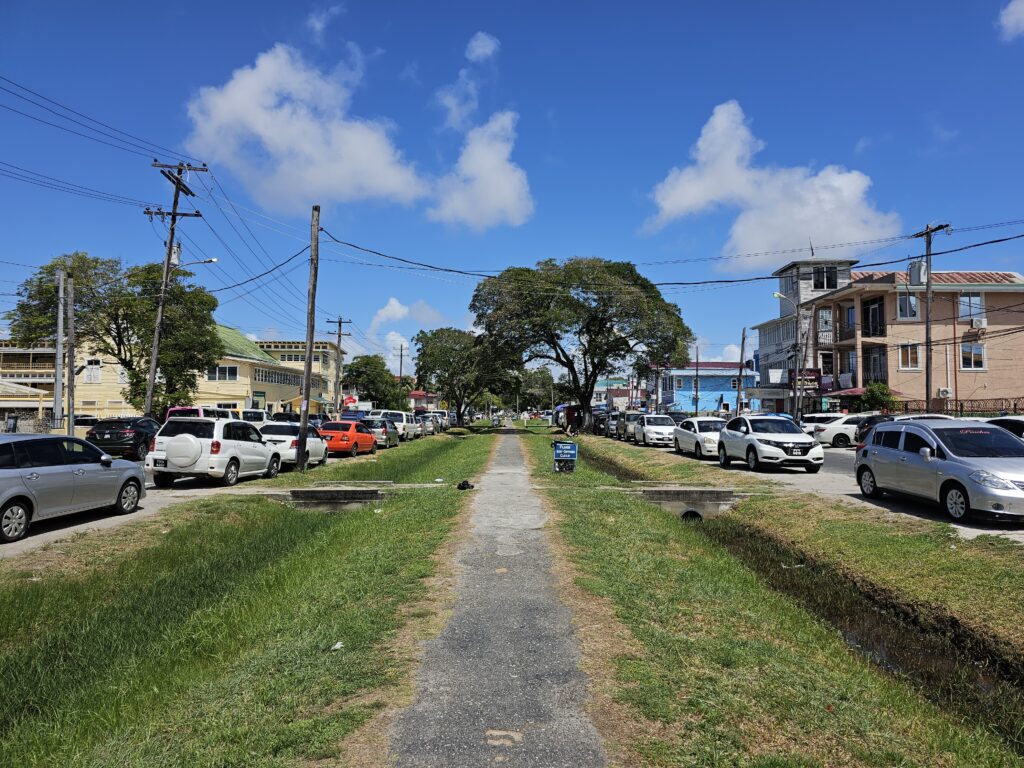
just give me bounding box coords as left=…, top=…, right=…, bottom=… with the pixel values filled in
left=0, top=490, right=465, bottom=766
left=261, top=432, right=496, bottom=487
left=520, top=431, right=1023, bottom=765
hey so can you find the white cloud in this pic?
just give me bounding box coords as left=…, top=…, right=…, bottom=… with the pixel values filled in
left=245, top=332, right=259, bottom=341
left=854, top=136, right=872, bottom=154
left=999, top=0, right=1024, bottom=41
left=409, top=299, right=445, bottom=326
left=435, top=68, right=479, bottom=131
left=368, top=297, right=409, bottom=338
left=306, top=5, right=344, bottom=40
left=186, top=44, right=427, bottom=214
left=690, top=339, right=741, bottom=363
left=645, top=100, right=900, bottom=272
left=465, top=32, right=500, bottom=62
left=428, top=111, right=534, bottom=230
left=384, top=331, right=411, bottom=374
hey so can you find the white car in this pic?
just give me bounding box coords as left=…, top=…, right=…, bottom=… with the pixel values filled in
left=813, top=413, right=875, bottom=448
left=428, top=410, right=450, bottom=430
left=257, top=423, right=329, bottom=467
left=800, top=412, right=841, bottom=435
left=371, top=410, right=420, bottom=441
left=147, top=418, right=281, bottom=487
left=674, top=416, right=727, bottom=459
left=636, top=415, right=677, bottom=446
left=240, top=408, right=273, bottom=428
left=718, top=415, right=824, bottom=473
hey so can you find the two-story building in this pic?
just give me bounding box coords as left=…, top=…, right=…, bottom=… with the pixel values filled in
left=658, top=362, right=759, bottom=415
left=256, top=339, right=345, bottom=410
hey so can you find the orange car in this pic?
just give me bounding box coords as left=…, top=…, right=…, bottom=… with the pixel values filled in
left=320, top=420, right=378, bottom=457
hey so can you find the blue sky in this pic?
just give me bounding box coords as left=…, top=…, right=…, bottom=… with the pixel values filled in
left=2, top=1, right=1023, bottom=371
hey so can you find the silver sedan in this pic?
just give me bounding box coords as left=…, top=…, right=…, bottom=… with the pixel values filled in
left=363, top=418, right=401, bottom=449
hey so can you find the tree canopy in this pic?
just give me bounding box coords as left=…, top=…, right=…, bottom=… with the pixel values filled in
left=469, top=258, right=693, bottom=421
left=6, top=252, right=222, bottom=415
left=345, top=354, right=403, bottom=409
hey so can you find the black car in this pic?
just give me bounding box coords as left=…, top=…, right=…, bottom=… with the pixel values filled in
left=85, top=416, right=162, bottom=461
left=854, top=414, right=894, bottom=444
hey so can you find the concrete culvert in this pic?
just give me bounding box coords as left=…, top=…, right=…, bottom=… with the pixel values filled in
left=681, top=510, right=703, bottom=522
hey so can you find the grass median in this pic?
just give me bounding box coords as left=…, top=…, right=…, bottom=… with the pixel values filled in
left=522, top=430, right=1022, bottom=765
left=0, top=488, right=468, bottom=766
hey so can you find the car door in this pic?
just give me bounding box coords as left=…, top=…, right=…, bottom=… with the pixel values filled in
left=61, top=438, right=120, bottom=510
left=355, top=423, right=374, bottom=451
left=868, top=427, right=903, bottom=487
left=679, top=420, right=695, bottom=447
left=898, top=428, right=940, bottom=499
left=722, top=418, right=745, bottom=457
left=308, top=428, right=326, bottom=461
left=245, top=424, right=270, bottom=472
left=223, top=423, right=250, bottom=472
left=13, top=438, right=75, bottom=519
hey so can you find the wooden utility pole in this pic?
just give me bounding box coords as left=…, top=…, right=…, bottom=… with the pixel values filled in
left=143, top=161, right=205, bottom=416
left=53, top=270, right=65, bottom=430
left=396, top=344, right=406, bottom=380
left=912, top=223, right=950, bottom=408
left=735, top=328, right=746, bottom=413
left=296, top=205, right=320, bottom=472
left=694, top=344, right=700, bottom=415
left=66, top=277, right=75, bottom=436
left=326, top=316, right=351, bottom=414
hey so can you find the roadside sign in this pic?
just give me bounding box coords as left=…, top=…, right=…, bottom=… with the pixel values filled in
left=553, top=442, right=578, bottom=460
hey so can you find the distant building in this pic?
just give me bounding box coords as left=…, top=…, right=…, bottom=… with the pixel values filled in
left=658, top=362, right=759, bottom=414
left=256, top=338, right=345, bottom=409
left=408, top=390, right=441, bottom=410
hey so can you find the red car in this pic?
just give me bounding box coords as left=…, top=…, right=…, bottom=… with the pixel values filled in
left=320, top=420, right=377, bottom=457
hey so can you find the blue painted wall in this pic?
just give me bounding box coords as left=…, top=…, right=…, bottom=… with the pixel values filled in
left=660, top=372, right=760, bottom=413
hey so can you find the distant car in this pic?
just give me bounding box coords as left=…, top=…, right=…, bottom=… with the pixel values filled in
left=673, top=417, right=727, bottom=459
left=146, top=418, right=281, bottom=488
left=73, top=414, right=99, bottom=427
left=371, top=410, right=419, bottom=441
left=164, top=406, right=231, bottom=421
left=85, top=416, right=161, bottom=461
left=855, top=419, right=1024, bottom=521
left=636, top=414, right=677, bottom=446
left=417, top=415, right=436, bottom=435
left=813, top=413, right=874, bottom=448
left=240, top=409, right=273, bottom=428
left=320, top=420, right=378, bottom=457
left=896, top=413, right=955, bottom=421
left=604, top=411, right=620, bottom=437
left=258, top=423, right=328, bottom=468
left=800, top=412, right=841, bottom=435
left=718, top=415, right=823, bottom=473
left=855, top=414, right=895, bottom=444
left=666, top=412, right=689, bottom=426
left=0, top=434, right=146, bottom=543
left=989, top=416, right=1024, bottom=439
left=427, top=410, right=450, bottom=430
left=271, top=412, right=302, bottom=423
left=617, top=411, right=642, bottom=441
left=362, top=418, right=401, bottom=448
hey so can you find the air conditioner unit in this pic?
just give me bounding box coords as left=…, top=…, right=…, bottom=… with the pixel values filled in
left=971, top=317, right=988, bottom=330
left=938, top=387, right=953, bottom=399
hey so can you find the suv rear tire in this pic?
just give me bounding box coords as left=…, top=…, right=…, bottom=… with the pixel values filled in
left=264, top=455, right=281, bottom=479
left=221, top=459, right=240, bottom=487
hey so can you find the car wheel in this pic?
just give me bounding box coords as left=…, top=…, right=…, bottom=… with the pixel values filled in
left=153, top=472, right=175, bottom=489
left=694, top=443, right=703, bottom=459
left=833, top=434, right=850, bottom=448
left=0, top=499, right=31, bottom=543
left=264, top=455, right=281, bottom=479
left=135, top=441, right=149, bottom=461
left=350, top=444, right=359, bottom=458
left=719, top=447, right=731, bottom=467
left=805, top=465, right=822, bottom=474
left=858, top=467, right=881, bottom=498
left=221, top=459, right=240, bottom=487
left=746, top=448, right=761, bottom=472
left=943, top=483, right=972, bottom=522
left=674, top=438, right=681, bottom=453
left=371, top=442, right=378, bottom=455
left=114, top=480, right=141, bottom=514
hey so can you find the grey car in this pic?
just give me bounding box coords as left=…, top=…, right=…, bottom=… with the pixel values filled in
left=0, top=433, right=146, bottom=543
left=363, top=418, right=401, bottom=449
left=855, top=419, right=1024, bottom=522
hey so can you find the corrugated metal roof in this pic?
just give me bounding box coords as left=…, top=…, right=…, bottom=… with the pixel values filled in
left=849, top=270, right=1024, bottom=285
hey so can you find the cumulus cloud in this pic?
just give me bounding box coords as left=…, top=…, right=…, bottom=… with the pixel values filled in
left=645, top=100, right=900, bottom=272
left=368, top=297, right=445, bottom=340
left=690, top=339, right=741, bottom=363
left=186, top=44, right=428, bottom=214
left=428, top=111, right=534, bottom=230
left=384, top=330, right=411, bottom=374
left=465, top=31, right=500, bottom=62
left=436, top=68, right=479, bottom=131
left=306, top=4, right=344, bottom=40
left=999, top=0, right=1024, bottom=40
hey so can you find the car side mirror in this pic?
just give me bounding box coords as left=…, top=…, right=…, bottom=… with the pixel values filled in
left=919, top=446, right=933, bottom=462
left=739, top=426, right=748, bottom=434
left=100, top=454, right=113, bottom=467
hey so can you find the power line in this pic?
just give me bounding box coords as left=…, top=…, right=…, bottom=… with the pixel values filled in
left=0, top=102, right=154, bottom=158
left=0, top=160, right=159, bottom=207
left=209, top=245, right=311, bottom=292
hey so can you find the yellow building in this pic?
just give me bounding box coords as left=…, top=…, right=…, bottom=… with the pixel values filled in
left=256, top=339, right=345, bottom=410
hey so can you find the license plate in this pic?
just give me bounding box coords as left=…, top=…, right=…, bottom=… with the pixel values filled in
left=788, top=448, right=806, bottom=456
left=154, top=459, right=167, bottom=467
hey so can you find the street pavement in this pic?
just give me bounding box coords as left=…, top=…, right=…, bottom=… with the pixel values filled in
left=390, top=430, right=606, bottom=767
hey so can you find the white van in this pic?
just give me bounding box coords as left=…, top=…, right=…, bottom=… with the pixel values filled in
left=240, top=409, right=273, bottom=428
left=371, top=410, right=419, bottom=441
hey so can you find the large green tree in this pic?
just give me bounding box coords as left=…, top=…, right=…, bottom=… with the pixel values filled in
left=469, top=258, right=693, bottom=424
left=413, top=328, right=516, bottom=426
left=345, top=354, right=403, bottom=409
left=6, top=252, right=222, bottom=415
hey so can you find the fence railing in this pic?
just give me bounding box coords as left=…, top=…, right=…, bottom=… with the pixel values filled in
left=899, top=397, right=1024, bottom=416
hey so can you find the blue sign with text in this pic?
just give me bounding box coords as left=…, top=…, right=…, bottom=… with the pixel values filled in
left=553, top=441, right=578, bottom=460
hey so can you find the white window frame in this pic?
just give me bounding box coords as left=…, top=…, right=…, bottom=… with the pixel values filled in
left=960, top=342, right=986, bottom=371
left=958, top=292, right=985, bottom=320
left=898, top=344, right=921, bottom=370
left=84, top=358, right=102, bottom=384
left=896, top=290, right=919, bottom=321
left=207, top=365, right=239, bottom=382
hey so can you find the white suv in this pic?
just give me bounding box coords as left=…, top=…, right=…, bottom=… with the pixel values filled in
left=147, top=418, right=281, bottom=488
left=371, top=410, right=420, bottom=441
left=718, top=415, right=823, bottom=473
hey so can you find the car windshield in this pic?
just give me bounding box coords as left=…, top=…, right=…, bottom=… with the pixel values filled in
left=94, top=420, right=136, bottom=430
left=160, top=420, right=214, bottom=439
left=626, top=414, right=640, bottom=422
left=698, top=420, right=726, bottom=433
left=750, top=418, right=803, bottom=435
left=321, top=422, right=352, bottom=431
left=242, top=411, right=265, bottom=421
left=646, top=416, right=675, bottom=426
left=934, top=427, right=1024, bottom=458
left=260, top=424, right=299, bottom=436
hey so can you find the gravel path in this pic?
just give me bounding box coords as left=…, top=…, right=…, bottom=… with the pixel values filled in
left=390, top=431, right=606, bottom=767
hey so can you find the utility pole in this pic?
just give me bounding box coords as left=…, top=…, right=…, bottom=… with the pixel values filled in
left=396, top=343, right=406, bottom=380
left=735, top=328, right=746, bottom=413
left=296, top=205, right=320, bottom=472
left=66, top=277, right=75, bottom=436
left=326, top=316, right=351, bottom=413
left=912, top=223, right=950, bottom=408
left=694, top=344, right=700, bottom=415
left=53, top=270, right=65, bottom=430
left=143, top=161, right=206, bottom=417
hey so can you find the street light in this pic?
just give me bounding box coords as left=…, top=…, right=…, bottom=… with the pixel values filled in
left=176, top=258, right=218, bottom=268
left=773, top=291, right=805, bottom=419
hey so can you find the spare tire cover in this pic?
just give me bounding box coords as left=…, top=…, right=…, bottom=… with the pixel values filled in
left=166, top=434, right=202, bottom=468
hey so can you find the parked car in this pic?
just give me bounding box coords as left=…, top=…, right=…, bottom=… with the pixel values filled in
left=674, top=416, right=727, bottom=459
left=989, top=416, right=1024, bottom=439
left=718, top=415, right=824, bottom=473
left=164, top=406, right=231, bottom=421
left=428, top=410, right=450, bottom=430
left=371, top=410, right=419, bottom=441
left=855, top=414, right=895, bottom=444
left=258, top=423, right=328, bottom=468
left=896, top=413, right=955, bottom=421
left=240, top=409, right=273, bottom=428
left=146, top=418, right=281, bottom=488
left=85, top=416, right=161, bottom=461
left=855, top=419, right=1024, bottom=521
left=604, top=411, right=620, bottom=437
left=271, top=412, right=302, bottom=423
left=813, top=413, right=874, bottom=448
left=616, top=411, right=642, bottom=441
left=800, top=412, right=841, bottom=435
left=666, top=411, right=689, bottom=426
left=417, top=414, right=437, bottom=435
left=363, top=418, right=401, bottom=449
left=0, top=434, right=146, bottom=543
left=74, top=415, right=99, bottom=427
left=592, top=411, right=608, bottom=435
left=320, top=420, right=378, bottom=457
left=636, top=414, right=677, bottom=446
